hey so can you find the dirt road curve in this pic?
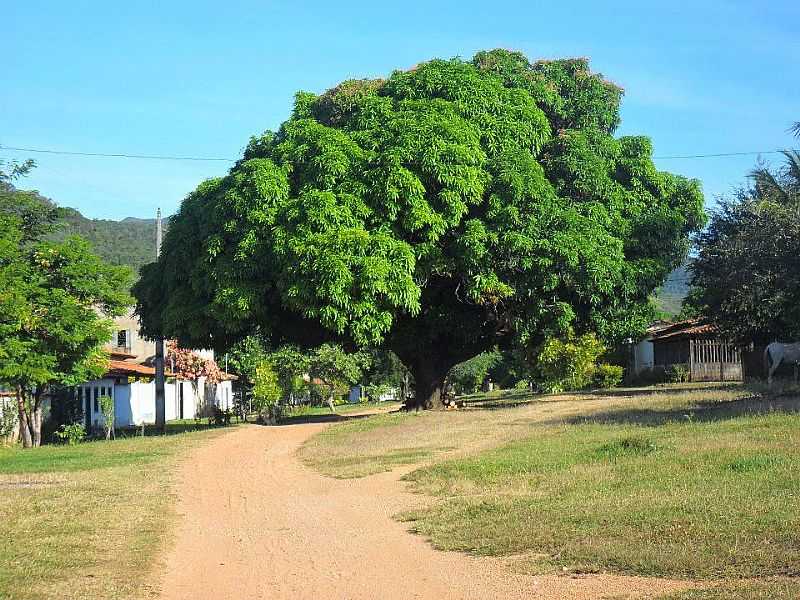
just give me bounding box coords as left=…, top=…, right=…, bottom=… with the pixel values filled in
left=156, top=422, right=693, bottom=600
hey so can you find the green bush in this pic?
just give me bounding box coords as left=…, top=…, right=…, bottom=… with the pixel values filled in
left=536, top=331, right=606, bottom=392
left=253, top=360, right=283, bottom=423
left=592, top=364, right=623, bottom=389
left=448, top=351, right=502, bottom=395
left=54, top=423, right=86, bottom=445
left=666, top=363, right=689, bottom=383
left=0, top=400, right=17, bottom=442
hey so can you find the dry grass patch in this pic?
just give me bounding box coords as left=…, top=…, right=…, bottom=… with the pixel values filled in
left=0, top=427, right=230, bottom=600
left=298, top=384, right=756, bottom=479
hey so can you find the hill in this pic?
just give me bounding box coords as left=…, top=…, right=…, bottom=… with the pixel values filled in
left=654, top=264, right=691, bottom=316
left=51, top=208, right=160, bottom=275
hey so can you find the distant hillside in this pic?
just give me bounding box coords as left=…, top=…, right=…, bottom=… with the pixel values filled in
left=51, top=208, right=161, bottom=275
left=654, top=264, right=691, bottom=316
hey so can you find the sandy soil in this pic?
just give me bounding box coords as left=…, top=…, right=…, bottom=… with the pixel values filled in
left=156, top=420, right=696, bottom=600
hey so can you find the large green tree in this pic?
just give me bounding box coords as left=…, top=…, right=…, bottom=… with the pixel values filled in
left=690, top=124, right=800, bottom=343
left=134, top=50, right=704, bottom=408
left=0, top=167, right=131, bottom=447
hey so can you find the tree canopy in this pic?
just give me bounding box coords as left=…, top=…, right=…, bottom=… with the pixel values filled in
left=0, top=215, right=132, bottom=446
left=134, top=49, right=704, bottom=408
left=690, top=123, right=800, bottom=344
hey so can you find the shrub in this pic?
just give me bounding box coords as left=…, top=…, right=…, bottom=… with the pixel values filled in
left=99, top=395, right=115, bottom=440
left=595, top=436, right=658, bottom=460
left=666, top=363, right=689, bottom=383
left=448, top=351, right=502, bottom=395
left=592, top=364, right=623, bottom=389
left=0, top=400, right=17, bottom=443
left=54, top=423, right=86, bottom=445
left=536, top=331, right=606, bottom=392
left=252, top=360, right=283, bottom=423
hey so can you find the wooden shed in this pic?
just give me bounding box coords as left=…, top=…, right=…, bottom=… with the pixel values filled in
left=649, top=319, right=743, bottom=382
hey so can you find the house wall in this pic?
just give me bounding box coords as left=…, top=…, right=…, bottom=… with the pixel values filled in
left=654, top=339, right=690, bottom=366
left=633, top=339, right=655, bottom=374
left=110, top=310, right=155, bottom=363
left=75, top=379, right=118, bottom=430
left=71, top=377, right=233, bottom=428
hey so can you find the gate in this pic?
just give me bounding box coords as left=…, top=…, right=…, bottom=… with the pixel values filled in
left=689, top=339, right=742, bottom=382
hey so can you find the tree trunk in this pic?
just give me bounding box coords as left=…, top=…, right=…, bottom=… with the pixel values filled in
left=15, top=388, right=33, bottom=449
left=326, top=387, right=336, bottom=413
left=411, top=361, right=448, bottom=411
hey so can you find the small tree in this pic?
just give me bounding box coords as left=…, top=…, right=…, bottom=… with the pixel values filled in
left=448, top=351, right=503, bottom=395
left=535, top=331, right=606, bottom=392
left=307, top=344, right=370, bottom=412
left=99, top=395, right=114, bottom=440
left=252, top=361, right=283, bottom=423
left=0, top=217, right=130, bottom=447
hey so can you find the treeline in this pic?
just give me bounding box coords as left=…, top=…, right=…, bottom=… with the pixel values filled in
left=1, top=179, right=160, bottom=276
left=50, top=208, right=160, bottom=275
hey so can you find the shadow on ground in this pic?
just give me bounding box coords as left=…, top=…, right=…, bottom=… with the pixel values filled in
left=548, top=393, right=800, bottom=427
left=116, top=419, right=245, bottom=438
left=276, top=412, right=383, bottom=426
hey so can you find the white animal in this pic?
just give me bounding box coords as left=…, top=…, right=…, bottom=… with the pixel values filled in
left=764, top=342, right=800, bottom=385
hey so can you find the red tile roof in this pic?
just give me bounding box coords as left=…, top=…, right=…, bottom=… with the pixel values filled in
left=105, top=360, right=174, bottom=378
left=650, top=319, right=718, bottom=341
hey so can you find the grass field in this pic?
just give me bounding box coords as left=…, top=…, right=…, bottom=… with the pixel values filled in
left=0, top=421, right=233, bottom=600
left=300, top=383, right=800, bottom=597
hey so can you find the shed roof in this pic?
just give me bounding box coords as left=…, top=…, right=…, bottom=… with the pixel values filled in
left=650, top=318, right=717, bottom=342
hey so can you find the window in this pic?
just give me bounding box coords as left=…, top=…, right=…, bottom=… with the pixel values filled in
left=94, top=388, right=99, bottom=413
left=116, top=330, right=128, bottom=349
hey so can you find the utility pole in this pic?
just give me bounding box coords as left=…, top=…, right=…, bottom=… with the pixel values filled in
left=154, top=208, right=166, bottom=433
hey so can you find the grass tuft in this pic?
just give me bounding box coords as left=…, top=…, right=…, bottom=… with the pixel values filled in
left=594, top=436, right=658, bottom=460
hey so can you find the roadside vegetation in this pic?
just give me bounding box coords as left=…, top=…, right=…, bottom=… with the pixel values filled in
left=0, top=424, right=231, bottom=600
left=300, top=383, right=800, bottom=596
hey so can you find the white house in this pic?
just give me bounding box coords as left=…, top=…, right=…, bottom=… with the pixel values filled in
left=74, top=349, right=236, bottom=430
left=630, top=321, right=675, bottom=376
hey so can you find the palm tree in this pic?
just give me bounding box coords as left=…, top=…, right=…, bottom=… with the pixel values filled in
left=749, top=121, right=800, bottom=204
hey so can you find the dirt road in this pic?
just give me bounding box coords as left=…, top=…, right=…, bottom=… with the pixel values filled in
left=156, top=421, right=693, bottom=600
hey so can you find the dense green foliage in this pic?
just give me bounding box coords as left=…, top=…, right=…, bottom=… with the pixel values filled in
left=448, top=351, right=502, bottom=394
left=690, top=125, right=799, bottom=343
left=0, top=168, right=132, bottom=447
left=252, top=360, right=283, bottom=421
left=535, top=330, right=607, bottom=392
left=307, top=343, right=371, bottom=409
left=134, top=49, right=704, bottom=408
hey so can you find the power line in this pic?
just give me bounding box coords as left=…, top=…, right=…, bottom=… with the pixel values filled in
left=653, top=150, right=786, bottom=160
left=0, top=145, right=235, bottom=162
left=0, top=143, right=792, bottom=163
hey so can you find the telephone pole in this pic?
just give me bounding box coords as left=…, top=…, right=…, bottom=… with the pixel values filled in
left=154, top=208, right=166, bottom=433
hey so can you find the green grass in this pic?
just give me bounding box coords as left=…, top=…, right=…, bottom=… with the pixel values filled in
left=664, top=578, right=800, bottom=599
left=400, top=413, right=800, bottom=579
left=301, top=383, right=800, bottom=595
left=0, top=422, right=233, bottom=600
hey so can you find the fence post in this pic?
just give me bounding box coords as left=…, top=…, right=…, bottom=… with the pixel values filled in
left=689, top=339, right=694, bottom=382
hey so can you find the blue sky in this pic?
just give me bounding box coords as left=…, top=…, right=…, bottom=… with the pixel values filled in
left=2, top=0, right=798, bottom=220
